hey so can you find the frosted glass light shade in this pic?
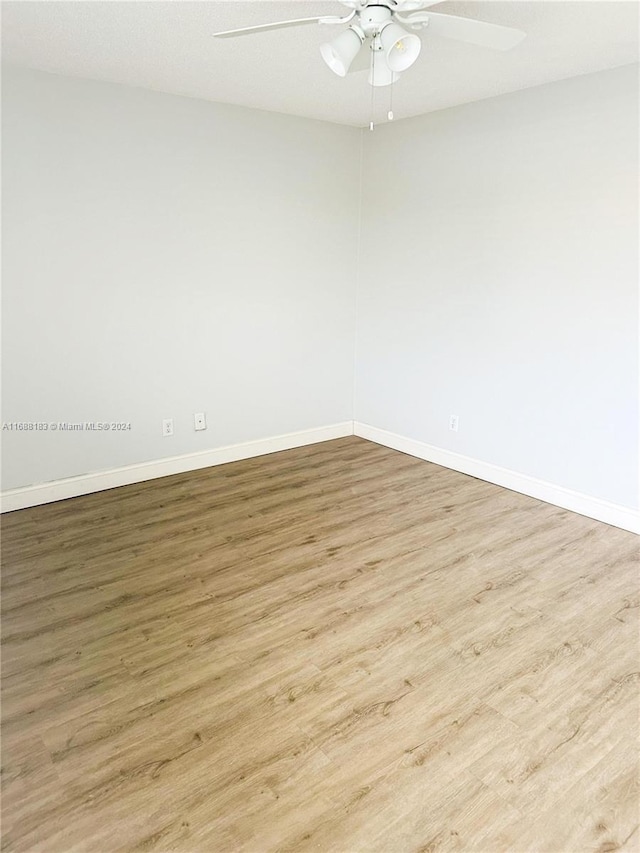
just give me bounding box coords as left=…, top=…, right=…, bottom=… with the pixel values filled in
left=368, top=56, right=400, bottom=87
left=320, top=27, right=364, bottom=77
left=380, top=22, right=421, bottom=72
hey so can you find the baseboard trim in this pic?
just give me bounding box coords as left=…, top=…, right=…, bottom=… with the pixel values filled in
left=354, top=422, right=640, bottom=535
left=4, top=420, right=638, bottom=533
left=1, top=422, right=355, bottom=513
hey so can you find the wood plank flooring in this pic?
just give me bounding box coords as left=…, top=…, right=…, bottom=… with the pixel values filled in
left=1, top=436, right=639, bottom=852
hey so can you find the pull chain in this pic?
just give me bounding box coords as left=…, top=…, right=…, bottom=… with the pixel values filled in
left=388, top=75, right=394, bottom=122
left=369, top=40, right=376, bottom=131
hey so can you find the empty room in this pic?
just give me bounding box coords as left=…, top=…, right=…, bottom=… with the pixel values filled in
left=1, top=1, right=639, bottom=851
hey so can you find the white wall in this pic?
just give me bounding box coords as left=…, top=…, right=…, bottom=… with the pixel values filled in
left=3, top=64, right=638, bottom=518
left=355, top=64, right=639, bottom=510
left=1, top=67, right=360, bottom=490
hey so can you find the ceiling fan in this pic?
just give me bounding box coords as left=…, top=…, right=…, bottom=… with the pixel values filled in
left=213, top=1, right=526, bottom=88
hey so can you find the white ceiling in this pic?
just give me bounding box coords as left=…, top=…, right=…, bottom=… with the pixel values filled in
left=2, top=1, right=638, bottom=127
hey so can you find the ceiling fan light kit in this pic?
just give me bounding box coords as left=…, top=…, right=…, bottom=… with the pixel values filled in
left=214, top=1, right=527, bottom=115
left=320, top=4, right=420, bottom=85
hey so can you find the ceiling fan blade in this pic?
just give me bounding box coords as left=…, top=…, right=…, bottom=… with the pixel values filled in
left=395, top=0, right=447, bottom=10
left=213, top=13, right=352, bottom=39
left=400, top=12, right=526, bottom=50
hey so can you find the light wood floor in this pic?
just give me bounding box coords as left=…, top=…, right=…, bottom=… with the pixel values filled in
left=1, top=437, right=639, bottom=853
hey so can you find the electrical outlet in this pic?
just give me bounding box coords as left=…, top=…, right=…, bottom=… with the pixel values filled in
left=449, top=414, right=459, bottom=433
left=162, top=418, right=174, bottom=437
left=194, top=412, right=207, bottom=431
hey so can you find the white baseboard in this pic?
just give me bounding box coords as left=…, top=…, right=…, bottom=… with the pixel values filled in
left=0, top=422, right=354, bottom=513
left=4, top=420, right=638, bottom=534
left=354, top=422, right=640, bottom=535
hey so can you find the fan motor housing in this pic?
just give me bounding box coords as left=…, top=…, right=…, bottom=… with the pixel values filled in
left=357, top=5, right=394, bottom=36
